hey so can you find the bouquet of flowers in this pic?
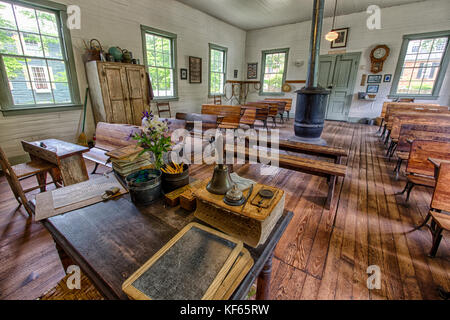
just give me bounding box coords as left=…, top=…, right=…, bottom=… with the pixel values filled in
left=131, top=111, right=173, bottom=170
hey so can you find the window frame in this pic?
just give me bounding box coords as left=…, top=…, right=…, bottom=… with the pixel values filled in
left=0, top=0, right=81, bottom=116
left=260, top=48, right=289, bottom=96
left=141, top=25, right=178, bottom=101
left=208, top=43, right=227, bottom=98
left=389, top=30, right=450, bottom=100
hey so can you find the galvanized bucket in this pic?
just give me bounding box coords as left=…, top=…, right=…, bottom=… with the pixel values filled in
left=126, top=169, right=162, bottom=206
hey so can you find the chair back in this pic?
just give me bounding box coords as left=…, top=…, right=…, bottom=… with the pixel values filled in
left=431, top=162, right=450, bottom=213
left=156, top=102, right=172, bottom=118
left=213, top=96, right=222, bottom=105
left=95, top=122, right=141, bottom=151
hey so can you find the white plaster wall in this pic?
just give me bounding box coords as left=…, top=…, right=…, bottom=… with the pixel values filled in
left=245, top=0, right=450, bottom=121
left=0, top=0, right=246, bottom=159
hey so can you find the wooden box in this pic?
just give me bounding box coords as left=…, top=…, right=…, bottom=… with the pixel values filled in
left=180, top=189, right=196, bottom=212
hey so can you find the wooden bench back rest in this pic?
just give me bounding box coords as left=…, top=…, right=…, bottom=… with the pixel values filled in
left=176, top=113, right=219, bottom=131
left=0, top=146, right=27, bottom=207
left=381, top=101, right=418, bottom=118
left=95, top=122, right=141, bottom=151
left=242, top=104, right=269, bottom=121
left=390, top=113, right=450, bottom=140
left=264, top=98, right=293, bottom=112
left=201, top=104, right=241, bottom=126
left=407, top=140, right=450, bottom=177
left=431, top=162, right=450, bottom=212
left=385, top=103, right=445, bottom=124
left=398, top=124, right=450, bottom=153
left=240, top=109, right=257, bottom=125
left=255, top=102, right=279, bottom=117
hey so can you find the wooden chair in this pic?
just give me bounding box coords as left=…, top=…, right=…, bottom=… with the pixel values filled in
left=213, top=96, right=222, bottom=105
left=414, top=162, right=450, bottom=257
left=156, top=102, right=172, bottom=118
left=0, top=146, right=58, bottom=216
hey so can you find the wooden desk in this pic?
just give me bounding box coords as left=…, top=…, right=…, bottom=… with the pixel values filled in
left=429, top=158, right=450, bottom=179
left=22, top=139, right=89, bottom=186
left=34, top=192, right=292, bottom=300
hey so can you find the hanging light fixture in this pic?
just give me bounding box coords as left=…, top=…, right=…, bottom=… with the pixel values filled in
left=325, top=0, right=339, bottom=41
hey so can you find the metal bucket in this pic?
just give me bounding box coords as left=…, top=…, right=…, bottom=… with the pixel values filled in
left=161, top=164, right=190, bottom=194
left=126, top=169, right=162, bottom=206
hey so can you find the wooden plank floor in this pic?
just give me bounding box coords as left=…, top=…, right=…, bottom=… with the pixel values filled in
left=0, top=121, right=448, bottom=300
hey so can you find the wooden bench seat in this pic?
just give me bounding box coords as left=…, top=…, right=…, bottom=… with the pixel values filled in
left=226, top=144, right=347, bottom=210
left=83, top=122, right=142, bottom=174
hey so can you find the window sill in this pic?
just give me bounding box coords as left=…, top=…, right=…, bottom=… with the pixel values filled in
left=259, top=92, right=286, bottom=97
left=152, top=97, right=179, bottom=102
left=387, top=94, right=439, bottom=101
left=1, top=104, right=83, bottom=116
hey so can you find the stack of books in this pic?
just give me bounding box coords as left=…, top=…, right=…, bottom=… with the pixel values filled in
left=106, top=146, right=152, bottom=177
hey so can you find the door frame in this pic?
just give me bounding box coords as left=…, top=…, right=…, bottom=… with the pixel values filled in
left=320, top=52, right=361, bottom=122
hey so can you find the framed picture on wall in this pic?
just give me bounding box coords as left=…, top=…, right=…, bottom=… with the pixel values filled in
left=384, top=74, right=392, bottom=82
left=180, top=68, right=188, bottom=80
left=189, top=56, right=202, bottom=83
left=247, top=63, right=258, bottom=79
left=367, top=75, right=382, bottom=83
left=234, top=70, right=238, bottom=79
left=330, top=27, right=349, bottom=49
left=366, top=85, right=379, bottom=94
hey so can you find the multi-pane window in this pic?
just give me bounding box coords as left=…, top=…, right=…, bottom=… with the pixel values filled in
left=209, top=44, right=227, bottom=96
left=143, top=27, right=177, bottom=99
left=392, top=34, right=449, bottom=97
left=261, top=49, right=289, bottom=94
left=0, top=1, right=74, bottom=107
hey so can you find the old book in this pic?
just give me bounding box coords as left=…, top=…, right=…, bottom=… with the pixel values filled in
left=106, top=145, right=143, bottom=160
left=122, top=223, right=246, bottom=300
left=194, top=180, right=285, bottom=248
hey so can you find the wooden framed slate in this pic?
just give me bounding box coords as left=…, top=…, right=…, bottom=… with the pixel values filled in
left=122, top=223, right=243, bottom=300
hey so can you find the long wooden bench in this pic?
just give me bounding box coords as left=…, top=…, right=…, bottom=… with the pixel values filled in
left=247, top=102, right=279, bottom=127
left=394, top=124, right=450, bottom=178
left=241, top=104, right=270, bottom=128
left=201, top=104, right=242, bottom=129
left=398, top=140, right=450, bottom=202
left=225, top=144, right=347, bottom=210
left=265, top=98, right=293, bottom=120
left=83, top=122, right=142, bottom=174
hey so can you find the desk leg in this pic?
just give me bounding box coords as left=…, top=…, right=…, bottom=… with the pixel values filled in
left=256, top=253, right=273, bottom=300
left=326, top=175, right=336, bottom=210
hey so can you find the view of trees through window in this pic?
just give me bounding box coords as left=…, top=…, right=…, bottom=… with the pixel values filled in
left=209, top=48, right=225, bottom=96
left=0, top=1, right=72, bottom=106
left=262, top=51, right=287, bottom=93
left=397, top=37, right=448, bottom=95
left=145, top=33, right=175, bottom=98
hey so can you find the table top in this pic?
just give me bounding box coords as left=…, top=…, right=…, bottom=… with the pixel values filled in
left=429, top=157, right=450, bottom=168
left=39, top=193, right=292, bottom=300
left=22, top=139, right=89, bottom=159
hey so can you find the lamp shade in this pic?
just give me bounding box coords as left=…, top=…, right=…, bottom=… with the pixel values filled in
left=325, top=30, right=339, bottom=42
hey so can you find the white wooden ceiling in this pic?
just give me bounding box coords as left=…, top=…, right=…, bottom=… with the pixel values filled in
left=176, top=0, right=428, bottom=30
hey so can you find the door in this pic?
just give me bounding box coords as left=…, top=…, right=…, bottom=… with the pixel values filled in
left=318, top=53, right=360, bottom=121
left=98, top=63, right=132, bottom=124
left=124, top=65, right=149, bottom=125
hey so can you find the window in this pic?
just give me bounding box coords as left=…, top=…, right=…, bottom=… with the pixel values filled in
left=142, top=25, right=177, bottom=100
left=209, top=43, right=227, bottom=96
left=0, top=0, right=79, bottom=112
left=390, top=31, right=450, bottom=99
left=260, top=48, right=289, bottom=95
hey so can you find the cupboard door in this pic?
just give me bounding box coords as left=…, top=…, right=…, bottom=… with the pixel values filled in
left=124, top=65, right=149, bottom=125
left=98, top=64, right=132, bottom=124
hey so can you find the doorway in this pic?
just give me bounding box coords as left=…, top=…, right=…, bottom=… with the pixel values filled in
left=318, top=52, right=361, bottom=121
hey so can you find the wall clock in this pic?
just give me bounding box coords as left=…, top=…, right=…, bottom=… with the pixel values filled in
left=370, top=45, right=390, bottom=73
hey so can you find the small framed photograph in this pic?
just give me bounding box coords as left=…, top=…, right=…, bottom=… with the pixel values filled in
left=189, top=56, right=202, bottom=84
left=366, top=85, right=379, bottom=94
left=247, top=63, right=258, bottom=79
left=384, top=74, right=392, bottom=83
left=180, top=68, right=188, bottom=80
left=331, top=27, right=349, bottom=49
left=234, top=70, right=238, bottom=79
left=367, top=75, right=382, bottom=83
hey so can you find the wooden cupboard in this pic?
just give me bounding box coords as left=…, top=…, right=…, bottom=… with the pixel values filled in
left=86, top=61, right=149, bottom=126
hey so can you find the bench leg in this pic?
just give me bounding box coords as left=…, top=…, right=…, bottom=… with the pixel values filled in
left=429, top=221, right=443, bottom=258
left=286, top=111, right=290, bottom=120
left=36, top=172, right=48, bottom=192
left=412, top=212, right=432, bottom=231
left=326, top=176, right=336, bottom=210
left=91, top=163, right=100, bottom=175
left=394, top=159, right=403, bottom=180
left=377, top=119, right=384, bottom=133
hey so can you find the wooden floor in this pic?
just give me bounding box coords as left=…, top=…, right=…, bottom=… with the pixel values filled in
left=0, top=121, right=448, bottom=300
